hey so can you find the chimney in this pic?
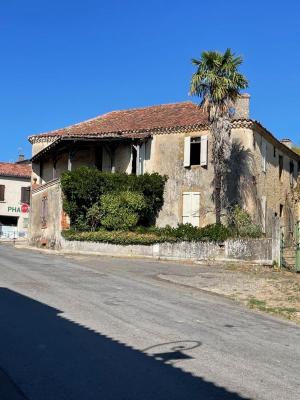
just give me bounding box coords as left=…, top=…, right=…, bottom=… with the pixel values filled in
left=280, top=138, right=293, bottom=149
left=18, top=153, right=25, bottom=162
left=233, top=93, right=250, bottom=119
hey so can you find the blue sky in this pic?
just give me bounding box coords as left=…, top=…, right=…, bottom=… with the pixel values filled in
left=1, top=0, right=299, bottom=161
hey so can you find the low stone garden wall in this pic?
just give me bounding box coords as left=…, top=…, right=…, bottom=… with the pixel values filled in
left=60, top=237, right=274, bottom=264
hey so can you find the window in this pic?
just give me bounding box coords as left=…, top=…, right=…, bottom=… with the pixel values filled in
left=253, top=133, right=256, bottom=149
left=289, top=161, right=295, bottom=186
left=279, top=155, right=283, bottom=180
left=21, top=187, right=30, bottom=204
left=0, top=185, right=5, bottom=201
left=280, top=204, right=284, bottom=218
left=273, top=146, right=276, bottom=158
left=182, top=192, right=200, bottom=227
left=41, top=195, right=48, bottom=228
left=261, top=139, right=267, bottom=172
left=184, top=135, right=208, bottom=167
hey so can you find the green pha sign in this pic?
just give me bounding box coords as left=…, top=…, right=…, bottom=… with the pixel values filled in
left=8, top=206, right=21, bottom=213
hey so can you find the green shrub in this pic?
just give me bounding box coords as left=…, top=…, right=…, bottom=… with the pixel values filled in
left=230, top=205, right=262, bottom=238
left=86, top=204, right=103, bottom=231
left=60, top=167, right=167, bottom=228
left=100, top=191, right=147, bottom=230
left=198, top=224, right=232, bottom=241
left=62, top=222, right=232, bottom=245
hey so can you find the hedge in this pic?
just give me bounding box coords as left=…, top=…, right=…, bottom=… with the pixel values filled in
left=62, top=223, right=232, bottom=246
left=60, top=167, right=167, bottom=228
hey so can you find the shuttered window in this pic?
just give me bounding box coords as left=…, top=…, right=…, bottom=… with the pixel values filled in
left=21, top=187, right=30, bottom=204
left=261, top=139, right=267, bottom=172
left=184, top=136, right=208, bottom=167
left=0, top=185, right=5, bottom=201
left=41, top=195, right=48, bottom=228
left=182, top=192, right=200, bottom=227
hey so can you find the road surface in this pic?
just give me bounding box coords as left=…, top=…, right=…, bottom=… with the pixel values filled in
left=0, top=243, right=299, bottom=400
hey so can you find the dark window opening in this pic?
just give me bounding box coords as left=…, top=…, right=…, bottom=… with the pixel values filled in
left=132, top=146, right=137, bottom=174
left=273, top=146, right=276, bottom=157
left=253, top=134, right=256, bottom=149
left=190, top=138, right=201, bottom=166
left=95, top=147, right=103, bottom=171
left=290, top=161, right=295, bottom=186
left=21, top=187, right=30, bottom=204
left=279, top=155, right=283, bottom=180
left=280, top=204, right=284, bottom=218
left=0, top=216, right=18, bottom=226
left=0, top=185, right=5, bottom=201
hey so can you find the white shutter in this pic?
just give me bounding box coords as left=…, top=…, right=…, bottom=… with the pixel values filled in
left=182, top=192, right=191, bottom=224
left=182, top=192, right=200, bottom=227
left=191, top=192, right=200, bottom=227
left=200, top=135, right=208, bottom=166
left=261, top=139, right=267, bottom=172
left=184, top=137, right=191, bottom=167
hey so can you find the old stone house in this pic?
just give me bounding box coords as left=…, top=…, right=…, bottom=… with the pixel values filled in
left=0, top=161, right=31, bottom=238
left=28, top=95, right=300, bottom=247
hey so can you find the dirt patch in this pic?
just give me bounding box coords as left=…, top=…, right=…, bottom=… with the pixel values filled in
left=159, top=263, right=300, bottom=324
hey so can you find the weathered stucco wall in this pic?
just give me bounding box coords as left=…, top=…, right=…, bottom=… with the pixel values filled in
left=29, top=179, right=63, bottom=248
left=144, top=129, right=216, bottom=227
left=0, top=176, right=30, bottom=234
left=60, top=237, right=273, bottom=264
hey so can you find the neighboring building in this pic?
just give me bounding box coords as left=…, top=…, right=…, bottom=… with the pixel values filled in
left=28, top=95, right=300, bottom=247
left=0, top=162, right=31, bottom=238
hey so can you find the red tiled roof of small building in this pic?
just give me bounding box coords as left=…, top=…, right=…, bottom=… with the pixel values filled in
left=0, top=162, right=31, bottom=178
left=29, top=102, right=208, bottom=140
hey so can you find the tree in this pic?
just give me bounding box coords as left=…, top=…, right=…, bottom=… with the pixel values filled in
left=190, top=49, right=248, bottom=224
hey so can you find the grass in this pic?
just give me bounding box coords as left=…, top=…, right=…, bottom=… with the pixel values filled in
left=248, top=297, right=299, bottom=320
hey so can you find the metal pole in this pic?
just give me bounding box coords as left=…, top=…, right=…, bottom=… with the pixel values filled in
left=296, top=220, right=300, bottom=273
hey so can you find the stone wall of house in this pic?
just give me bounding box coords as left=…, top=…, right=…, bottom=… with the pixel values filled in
left=29, top=179, right=63, bottom=248
left=0, top=175, right=30, bottom=235
left=250, top=128, right=299, bottom=235
left=146, top=125, right=299, bottom=235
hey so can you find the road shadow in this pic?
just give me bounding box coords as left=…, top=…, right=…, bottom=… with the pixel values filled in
left=0, top=288, right=251, bottom=400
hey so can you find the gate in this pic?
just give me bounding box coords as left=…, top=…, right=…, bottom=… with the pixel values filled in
left=280, top=221, right=300, bottom=272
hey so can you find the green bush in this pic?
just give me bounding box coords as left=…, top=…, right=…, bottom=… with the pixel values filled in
left=62, top=222, right=232, bottom=245
left=60, top=167, right=167, bottom=228
left=230, top=205, right=262, bottom=238
left=100, top=191, right=147, bottom=230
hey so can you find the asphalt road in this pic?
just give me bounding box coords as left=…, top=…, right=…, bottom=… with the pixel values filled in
left=0, top=243, right=299, bottom=400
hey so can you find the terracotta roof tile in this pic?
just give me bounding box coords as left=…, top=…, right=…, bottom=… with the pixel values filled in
left=0, top=162, right=31, bottom=178
left=29, top=102, right=208, bottom=140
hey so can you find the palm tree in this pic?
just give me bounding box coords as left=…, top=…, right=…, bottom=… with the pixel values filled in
left=190, top=49, right=248, bottom=224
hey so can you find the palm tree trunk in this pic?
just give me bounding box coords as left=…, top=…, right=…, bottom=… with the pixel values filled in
left=211, top=110, right=232, bottom=225
left=214, top=168, right=222, bottom=224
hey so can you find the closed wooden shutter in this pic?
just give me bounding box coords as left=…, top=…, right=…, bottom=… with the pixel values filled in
left=21, top=187, right=30, bottom=204
left=0, top=185, right=5, bottom=201
left=191, top=192, right=200, bottom=226
left=200, top=135, right=208, bottom=166
left=182, top=192, right=200, bottom=227
left=184, top=137, right=191, bottom=167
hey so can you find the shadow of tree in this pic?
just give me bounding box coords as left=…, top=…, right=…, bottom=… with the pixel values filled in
left=222, top=140, right=260, bottom=223
left=0, top=288, right=251, bottom=400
